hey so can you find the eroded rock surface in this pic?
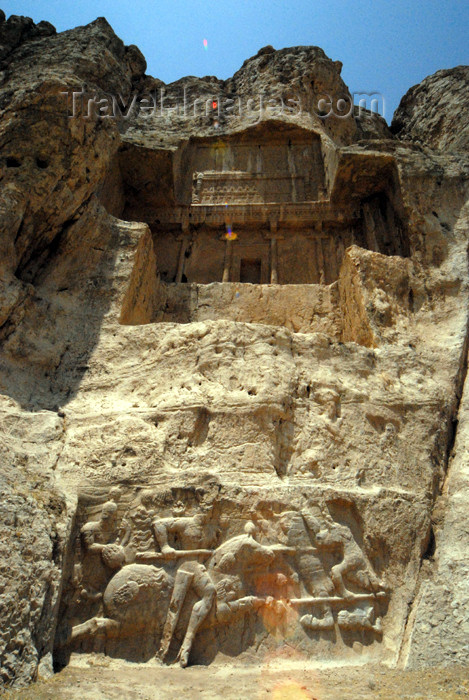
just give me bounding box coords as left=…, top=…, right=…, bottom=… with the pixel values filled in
left=0, top=11, right=468, bottom=689
left=391, top=66, right=469, bottom=153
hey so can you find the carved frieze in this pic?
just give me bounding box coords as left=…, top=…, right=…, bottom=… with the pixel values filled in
left=55, top=486, right=389, bottom=667
left=192, top=170, right=315, bottom=205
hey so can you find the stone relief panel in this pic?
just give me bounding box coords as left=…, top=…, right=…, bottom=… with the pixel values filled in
left=183, top=133, right=325, bottom=206
left=285, top=377, right=432, bottom=491
left=54, top=485, right=390, bottom=668
left=192, top=171, right=311, bottom=205
left=192, top=172, right=264, bottom=205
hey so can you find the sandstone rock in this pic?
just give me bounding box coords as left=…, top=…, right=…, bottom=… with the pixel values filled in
left=0, top=404, right=67, bottom=687
left=391, top=66, right=469, bottom=152
left=0, top=11, right=469, bottom=690
left=0, top=14, right=55, bottom=62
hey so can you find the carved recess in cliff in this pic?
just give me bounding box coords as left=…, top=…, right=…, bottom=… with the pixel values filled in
left=55, top=486, right=390, bottom=667
left=188, top=133, right=325, bottom=205
left=119, top=123, right=410, bottom=331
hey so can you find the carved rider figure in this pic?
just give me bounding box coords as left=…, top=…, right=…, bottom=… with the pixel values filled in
left=153, top=509, right=216, bottom=555
left=81, top=501, right=119, bottom=554
left=153, top=512, right=272, bottom=667
left=79, top=499, right=125, bottom=598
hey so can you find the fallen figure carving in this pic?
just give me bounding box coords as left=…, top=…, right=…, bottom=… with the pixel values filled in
left=64, top=534, right=278, bottom=666
left=64, top=518, right=389, bottom=665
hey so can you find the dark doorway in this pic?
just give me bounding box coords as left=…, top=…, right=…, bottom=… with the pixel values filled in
left=240, top=258, right=262, bottom=283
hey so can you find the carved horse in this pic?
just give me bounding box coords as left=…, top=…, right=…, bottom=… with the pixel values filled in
left=68, top=562, right=174, bottom=644
left=66, top=534, right=280, bottom=667
left=158, top=533, right=278, bottom=666
left=314, top=520, right=384, bottom=598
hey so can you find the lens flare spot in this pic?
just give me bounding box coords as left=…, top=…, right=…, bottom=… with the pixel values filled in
left=272, top=681, right=312, bottom=700
left=260, top=649, right=320, bottom=700
left=203, top=38, right=208, bottom=50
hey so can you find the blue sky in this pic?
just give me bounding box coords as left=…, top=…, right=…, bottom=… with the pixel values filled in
left=2, top=0, right=468, bottom=122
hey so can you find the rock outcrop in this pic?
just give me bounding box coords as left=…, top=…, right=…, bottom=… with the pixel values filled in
left=391, top=66, right=469, bottom=153
left=0, top=11, right=468, bottom=689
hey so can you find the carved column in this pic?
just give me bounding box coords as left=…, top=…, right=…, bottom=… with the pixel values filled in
left=175, top=236, right=189, bottom=283
left=362, top=203, right=379, bottom=252
left=269, top=219, right=279, bottom=284
left=222, top=239, right=233, bottom=282
left=324, top=237, right=336, bottom=281
left=270, top=238, right=278, bottom=284
left=175, top=212, right=191, bottom=283
left=316, top=237, right=326, bottom=284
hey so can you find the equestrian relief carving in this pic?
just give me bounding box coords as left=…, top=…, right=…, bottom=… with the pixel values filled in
left=55, top=489, right=389, bottom=667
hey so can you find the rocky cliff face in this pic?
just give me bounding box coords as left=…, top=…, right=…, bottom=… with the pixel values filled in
left=391, top=65, right=469, bottom=153
left=0, top=12, right=468, bottom=689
